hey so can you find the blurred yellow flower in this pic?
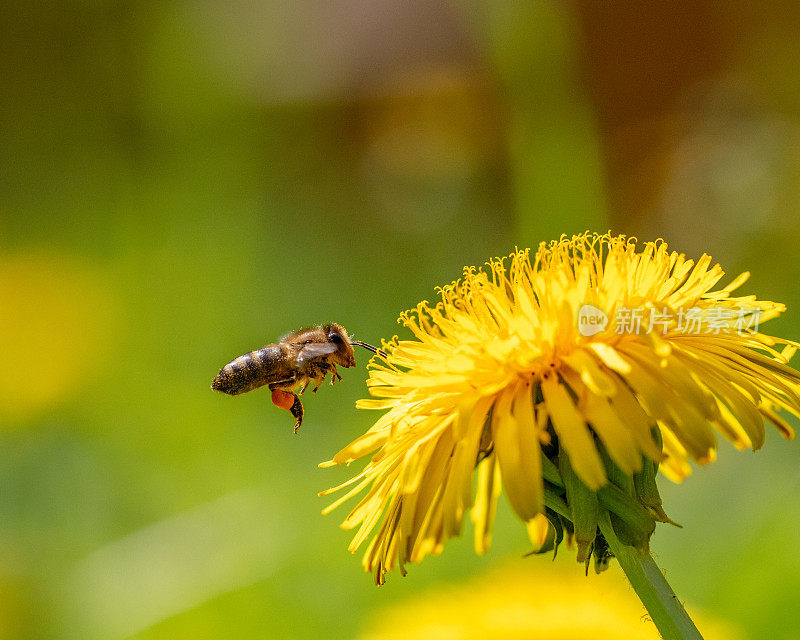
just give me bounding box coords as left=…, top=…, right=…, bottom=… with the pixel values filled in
left=321, top=233, right=800, bottom=583
left=0, top=250, right=117, bottom=423
left=357, top=563, right=743, bottom=640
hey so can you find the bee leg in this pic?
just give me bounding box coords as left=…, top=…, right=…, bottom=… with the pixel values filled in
left=298, top=380, right=308, bottom=395
left=289, top=393, right=304, bottom=434
left=311, top=362, right=339, bottom=386
left=311, top=363, right=329, bottom=392
left=269, top=386, right=304, bottom=433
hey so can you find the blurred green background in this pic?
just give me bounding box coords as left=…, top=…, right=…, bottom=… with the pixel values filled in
left=2, top=2, right=800, bottom=639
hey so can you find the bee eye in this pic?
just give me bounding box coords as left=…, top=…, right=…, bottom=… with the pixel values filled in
left=328, top=333, right=341, bottom=343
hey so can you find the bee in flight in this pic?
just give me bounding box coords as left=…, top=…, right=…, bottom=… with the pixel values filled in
left=211, top=323, right=384, bottom=433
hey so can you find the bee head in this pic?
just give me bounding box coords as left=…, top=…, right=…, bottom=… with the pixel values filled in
left=322, top=323, right=357, bottom=367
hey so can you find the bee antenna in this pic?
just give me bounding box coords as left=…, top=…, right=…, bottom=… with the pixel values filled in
left=351, top=340, right=388, bottom=359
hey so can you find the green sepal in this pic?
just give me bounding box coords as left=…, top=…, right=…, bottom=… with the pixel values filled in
left=526, top=507, right=565, bottom=557
left=594, top=442, right=657, bottom=547
left=633, top=454, right=678, bottom=524
left=634, top=428, right=681, bottom=526
left=543, top=484, right=570, bottom=520
left=541, top=453, right=563, bottom=487
left=597, top=483, right=656, bottom=547
left=559, top=450, right=599, bottom=562
left=599, top=443, right=635, bottom=495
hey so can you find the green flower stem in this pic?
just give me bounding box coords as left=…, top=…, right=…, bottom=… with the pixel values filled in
left=597, top=512, right=704, bottom=640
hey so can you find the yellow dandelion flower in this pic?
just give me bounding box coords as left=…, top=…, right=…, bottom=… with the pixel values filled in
left=321, top=233, right=800, bottom=584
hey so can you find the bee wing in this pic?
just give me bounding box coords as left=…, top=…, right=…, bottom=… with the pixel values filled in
left=297, top=342, right=338, bottom=365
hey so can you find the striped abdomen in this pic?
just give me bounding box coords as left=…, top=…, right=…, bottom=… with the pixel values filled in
left=211, top=346, right=284, bottom=395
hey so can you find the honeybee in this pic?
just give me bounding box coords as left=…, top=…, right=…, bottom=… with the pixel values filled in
left=211, top=323, right=384, bottom=433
